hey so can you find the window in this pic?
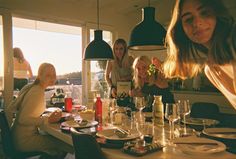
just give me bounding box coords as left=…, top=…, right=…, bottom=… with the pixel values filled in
left=89, top=29, right=113, bottom=98
left=12, top=17, right=83, bottom=104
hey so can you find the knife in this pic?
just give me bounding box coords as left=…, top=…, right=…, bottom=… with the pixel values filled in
left=205, top=131, right=236, bottom=135
left=174, top=142, right=218, bottom=145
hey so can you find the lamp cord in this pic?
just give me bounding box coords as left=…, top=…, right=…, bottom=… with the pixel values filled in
left=97, top=0, right=99, bottom=30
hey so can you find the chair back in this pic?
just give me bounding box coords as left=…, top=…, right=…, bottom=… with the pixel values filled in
left=71, top=128, right=106, bottom=159
left=0, top=110, right=44, bottom=159
left=190, top=102, right=220, bottom=120
left=0, top=110, right=16, bottom=157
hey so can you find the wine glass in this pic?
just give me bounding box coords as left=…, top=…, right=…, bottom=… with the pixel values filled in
left=177, top=100, right=191, bottom=135
left=134, top=96, right=145, bottom=124
left=165, top=103, right=179, bottom=141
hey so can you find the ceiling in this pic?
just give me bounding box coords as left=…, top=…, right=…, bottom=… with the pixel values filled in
left=59, top=0, right=176, bottom=25
left=0, top=0, right=235, bottom=28
left=57, top=0, right=236, bottom=26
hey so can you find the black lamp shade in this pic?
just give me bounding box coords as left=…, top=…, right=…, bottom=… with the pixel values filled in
left=128, top=7, right=167, bottom=51
left=84, top=30, right=113, bottom=61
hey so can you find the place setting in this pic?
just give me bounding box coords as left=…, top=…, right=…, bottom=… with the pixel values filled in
left=173, top=136, right=226, bottom=155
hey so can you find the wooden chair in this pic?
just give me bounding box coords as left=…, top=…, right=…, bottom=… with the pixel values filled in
left=0, top=110, right=45, bottom=159
left=190, top=102, right=220, bottom=120
left=70, top=128, right=106, bottom=159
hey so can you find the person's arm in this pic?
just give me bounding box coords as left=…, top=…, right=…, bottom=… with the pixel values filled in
left=18, top=88, right=45, bottom=126
left=154, top=71, right=169, bottom=89
left=105, top=61, right=113, bottom=87
left=27, top=61, right=33, bottom=78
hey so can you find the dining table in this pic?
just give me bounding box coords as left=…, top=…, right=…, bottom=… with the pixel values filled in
left=42, top=119, right=236, bottom=159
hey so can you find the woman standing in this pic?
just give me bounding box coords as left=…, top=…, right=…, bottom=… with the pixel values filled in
left=105, top=38, right=134, bottom=98
left=13, top=47, right=33, bottom=90
left=163, top=0, right=236, bottom=109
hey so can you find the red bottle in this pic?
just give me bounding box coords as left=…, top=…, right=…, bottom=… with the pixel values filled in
left=65, top=92, right=72, bottom=112
left=95, top=96, right=102, bottom=125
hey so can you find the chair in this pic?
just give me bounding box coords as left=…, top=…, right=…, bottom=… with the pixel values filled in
left=190, top=102, right=220, bottom=120
left=70, top=128, right=106, bottom=159
left=0, top=110, right=44, bottom=159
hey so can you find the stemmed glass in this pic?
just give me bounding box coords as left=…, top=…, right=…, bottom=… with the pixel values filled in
left=177, top=100, right=191, bottom=135
left=134, top=97, right=145, bottom=123
left=165, top=103, right=179, bottom=141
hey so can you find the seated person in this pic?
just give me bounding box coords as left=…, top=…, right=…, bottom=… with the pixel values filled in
left=6, top=63, right=72, bottom=158
left=130, top=56, right=175, bottom=112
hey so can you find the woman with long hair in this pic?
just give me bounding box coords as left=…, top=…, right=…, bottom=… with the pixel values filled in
left=13, top=47, right=33, bottom=90
left=105, top=38, right=134, bottom=98
left=131, top=56, right=174, bottom=111
left=163, top=0, right=236, bottom=108
left=7, top=63, right=72, bottom=158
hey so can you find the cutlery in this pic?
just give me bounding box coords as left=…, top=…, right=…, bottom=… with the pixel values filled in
left=205, top=131, right=236, bottom=135
left=174, top=142, right=218, bottom=145
left=116, top=127, right=131, bottom=135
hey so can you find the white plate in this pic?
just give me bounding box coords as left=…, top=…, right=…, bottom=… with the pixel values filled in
left=203, top=128, right=236, bottom=139
left=61, top=120, right=98, bottom=128
left=183, top=118, right=219, bottom=126
left=174, top=136, right=226, bottom=155
left=96, top=129, right=140, bottom=141
left=45, top=107, right=61, bottom=113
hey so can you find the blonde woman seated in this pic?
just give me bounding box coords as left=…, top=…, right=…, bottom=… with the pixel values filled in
left=130, top=56, right=175, bottom=111
left=6, top=63, right=72, bottom=158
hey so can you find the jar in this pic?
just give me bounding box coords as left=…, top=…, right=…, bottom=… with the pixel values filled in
left=152, top=95, right=164, bottom=126
left=111, top=106, right=128, bottom=125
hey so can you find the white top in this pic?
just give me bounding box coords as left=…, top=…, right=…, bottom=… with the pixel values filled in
left=14, top=70, right=29, bottom=79
left=205, top=61, right=236, bottom=109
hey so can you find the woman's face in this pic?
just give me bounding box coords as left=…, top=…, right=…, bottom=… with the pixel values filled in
left=181, top=0, right=216, bottom=48
left=42, top=66, right=57, bottom=87
left=114, top=43, right=125, bottom=60
left=136, top=60, right=148, bottom=79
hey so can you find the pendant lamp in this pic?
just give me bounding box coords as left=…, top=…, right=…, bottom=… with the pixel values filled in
left=84, top=0, right=113, bottom=61
left=128, top=1, right=166, bottom=51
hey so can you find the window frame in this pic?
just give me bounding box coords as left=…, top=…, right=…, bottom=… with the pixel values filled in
left=0, top=11, right=115, bottom=107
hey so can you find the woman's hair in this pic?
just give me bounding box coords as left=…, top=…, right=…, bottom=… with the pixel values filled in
left=112, top=38, right=130, bottom=68
left=133, top=56, right=156, bottom=89
left=34, top=63, right=55, bottom=85
left=13, top=47, right=25, bottom=63
left=163, top=0, right=235, bottom=79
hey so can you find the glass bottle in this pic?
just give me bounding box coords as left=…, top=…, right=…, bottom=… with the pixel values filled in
left=65, top=92, right=73, bottom=112
left=152, top=95, right=164, bottom=126
left=95, top=95, right=102, bottom=125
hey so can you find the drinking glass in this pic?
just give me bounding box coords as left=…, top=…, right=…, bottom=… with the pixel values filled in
left=165, top=103, right=179, bottom=141
left=177, top=100, right=190, bottom=134
left=134, top=97, right=145, bottom=124
left=138, top=123, right=154, bottom=145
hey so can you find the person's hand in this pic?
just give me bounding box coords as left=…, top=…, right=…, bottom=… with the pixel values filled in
left=152, top=57, right=162, bottom=69
left=111, top=87, right=117, bottom=98
left=48, top=110, right=62, bottom=123
left=130, top=89, right=142, bottom=97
